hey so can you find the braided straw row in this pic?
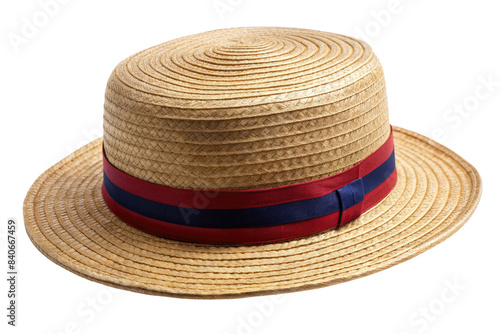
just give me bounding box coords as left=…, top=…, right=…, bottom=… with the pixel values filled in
left=103, top=27, right=390, bottom=189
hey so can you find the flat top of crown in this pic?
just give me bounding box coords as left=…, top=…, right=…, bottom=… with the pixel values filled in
left=107, top=27, right=379, bottom=114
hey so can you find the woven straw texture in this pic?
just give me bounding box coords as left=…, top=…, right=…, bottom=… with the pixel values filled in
left=23, top=27, right=481, bottom=298
left=103, top=27, right=390, bottom=190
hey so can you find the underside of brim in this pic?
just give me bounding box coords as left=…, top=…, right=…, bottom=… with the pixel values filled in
left=23, top=127, right=481, bottom=299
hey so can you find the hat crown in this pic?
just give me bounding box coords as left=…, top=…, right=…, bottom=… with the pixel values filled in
left=103, top=27, right=390, bottom=190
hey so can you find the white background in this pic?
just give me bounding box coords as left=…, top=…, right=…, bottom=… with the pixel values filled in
left=1, top=0, right=499, bottom=333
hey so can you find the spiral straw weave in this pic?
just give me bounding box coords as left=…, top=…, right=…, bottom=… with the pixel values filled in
left=23, top=27, right=482, bottom=298
left=103, top=27, right=390, bottom=189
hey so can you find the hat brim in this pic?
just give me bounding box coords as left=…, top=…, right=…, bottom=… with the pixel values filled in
left=23, top=126, right=481, bottom=299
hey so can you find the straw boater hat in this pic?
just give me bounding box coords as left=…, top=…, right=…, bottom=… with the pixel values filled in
left=24, top=27, right=482, bottom=299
